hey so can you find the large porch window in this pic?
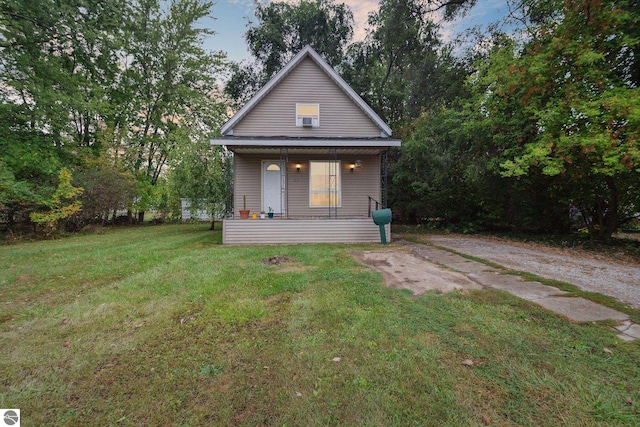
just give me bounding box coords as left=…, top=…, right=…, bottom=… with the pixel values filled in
left=309, top=161, right=341, bottom=207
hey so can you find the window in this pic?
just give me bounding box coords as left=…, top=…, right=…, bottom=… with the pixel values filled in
left=296, top=103, right=319, bottom=127
left=309, top=161, right=341, bottom=207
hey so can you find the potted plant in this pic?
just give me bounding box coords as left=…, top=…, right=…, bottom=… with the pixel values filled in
left=267, top=207, right=274, bottom=219
left=260, top=210, right=266, bottom=219
left=239, top=194, right=250, bottom=219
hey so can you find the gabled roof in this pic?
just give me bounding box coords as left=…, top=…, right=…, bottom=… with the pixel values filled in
left=220, top=45, right=393, bottom=137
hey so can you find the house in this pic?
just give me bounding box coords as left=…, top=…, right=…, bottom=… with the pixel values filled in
left=181, top=199, right=211, bottom=222
left=211, top=45, right=401, bottom=244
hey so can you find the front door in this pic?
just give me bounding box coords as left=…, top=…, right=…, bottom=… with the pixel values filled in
left=262, top=161, right=284, bottom=214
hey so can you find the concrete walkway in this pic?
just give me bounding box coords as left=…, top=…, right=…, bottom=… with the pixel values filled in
left=399, top=240, right=640, bottom=342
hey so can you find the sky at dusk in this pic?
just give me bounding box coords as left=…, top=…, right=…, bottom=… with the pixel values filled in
left=199, top=0, right=511, bottom=63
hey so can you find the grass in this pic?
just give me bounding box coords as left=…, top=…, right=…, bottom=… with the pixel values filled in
left=1, top=224, right=639, bottom=426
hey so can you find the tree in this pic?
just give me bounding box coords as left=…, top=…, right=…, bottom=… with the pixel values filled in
left=0, top=0, right=125, bottom=150
left=167, top=137, right=231, bottom=229
left=29, top=168, right=83, bottom=235
left=493, top=0, right=640, bottom=238
left=388, top=26, right=581, bottom=233
left=425, top=0, right=478, bottom=20
left=391, top=107, right=490, bottom=225
left=341, top=0, right=469, bottom=128
left=114, top=0, right=228, bottom=222
left=225, top=0, right=354, bottom=103
left=72, top=157, right=137, bottom=227
left=1, top=0, right=230, bottom=232
left=1, top=0, right=126, bottom=232
left=0, top=103, right=61, bottom=230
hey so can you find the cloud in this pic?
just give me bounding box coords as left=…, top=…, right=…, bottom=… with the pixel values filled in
left=341, top=0, right=379, bottom=41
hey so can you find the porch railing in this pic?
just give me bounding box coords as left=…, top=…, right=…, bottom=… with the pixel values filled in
left=368, top=196, right=382, bottom=218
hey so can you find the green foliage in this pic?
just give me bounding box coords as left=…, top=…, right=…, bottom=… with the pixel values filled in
left=29, top=168, right=83, bottom=234
left=114, top=0, right=228, bottom=220
left=391, top=107, right=489, bottom=224
left=225, top=0, right=354, bottom=103
left=72, top=157, right=137, bottom=227
left=248, top=0, right=353, bottom=74
left=490, top=0, right=640, bottom=238
left=1, top=0, right=229, bottom=231
left=0, top=161, right=39, bottom=221
left=0, top=0, right=125, bottom=149
left=341, top=0, right=469, bottom=128
left=0, top=103, right=63, bottom=228
left=391, top=0, right=639, bottom=237
left=167, top=138, right=231, bottom=222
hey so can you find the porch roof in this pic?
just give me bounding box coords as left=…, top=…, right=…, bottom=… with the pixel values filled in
left=211, top=136, right=401, bottom=153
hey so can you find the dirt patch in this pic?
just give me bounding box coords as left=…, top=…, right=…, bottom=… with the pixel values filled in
left=352, top=249, right=482, bottom=295
left=13, top=274, right=38, bottom=284
left=262, top=256, right=293, bottom=266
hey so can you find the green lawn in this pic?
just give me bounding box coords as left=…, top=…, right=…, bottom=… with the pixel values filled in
left=1, top=224, right=639, bottom=426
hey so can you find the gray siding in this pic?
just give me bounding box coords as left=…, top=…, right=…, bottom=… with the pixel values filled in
left=233, top=155, right=263, bottom=217
left=232, top=58, right=381, bottom=137
left=223, top=219, right=391, bottom=245
left=233, top=153, right=380, bottom=218
left=287, top=154, right=380, bottom=217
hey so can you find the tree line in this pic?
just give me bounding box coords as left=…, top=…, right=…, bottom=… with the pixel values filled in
left=2, top=0, right=639, bottom=239
left=1, top=0, right=229, bottom=234
left=227, top=0, right=639, bottom=240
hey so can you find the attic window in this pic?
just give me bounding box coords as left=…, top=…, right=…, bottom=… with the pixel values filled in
left=296, top=103, right=319, bottom=128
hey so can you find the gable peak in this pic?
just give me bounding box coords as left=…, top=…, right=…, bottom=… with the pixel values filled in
left=220, top=46, right=392, bottom=137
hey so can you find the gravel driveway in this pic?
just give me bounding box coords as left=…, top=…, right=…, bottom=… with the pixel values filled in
left=423, top=235, right=640, bottom=309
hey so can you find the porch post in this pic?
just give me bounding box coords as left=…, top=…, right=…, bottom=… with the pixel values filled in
left=279, top=148, right=288, bottom=218
left=381, top=150, right=388, bottom=209
left=226, top=151, right=235, bottom=218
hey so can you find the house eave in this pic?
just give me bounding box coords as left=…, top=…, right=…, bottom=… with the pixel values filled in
left=211, top=137, right=401, bottom=148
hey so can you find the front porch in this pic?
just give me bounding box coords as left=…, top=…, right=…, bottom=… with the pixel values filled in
left=222, top=217, right=391, bottom=245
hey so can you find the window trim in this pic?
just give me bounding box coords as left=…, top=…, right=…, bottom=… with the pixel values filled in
left=296, top=103, right=320, bottom=128
left=308, top=160, right=341, bottom=208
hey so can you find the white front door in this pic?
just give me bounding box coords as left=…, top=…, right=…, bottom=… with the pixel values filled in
left=262, top=161, right=284, bottom=214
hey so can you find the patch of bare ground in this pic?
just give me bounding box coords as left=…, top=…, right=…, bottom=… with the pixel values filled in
left=352, top=249, right=482, bottom=295
left=262, top=255, right=293, bottom=266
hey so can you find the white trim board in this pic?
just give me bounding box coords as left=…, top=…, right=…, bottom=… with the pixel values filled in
left=212, top=138, right=401, bottom=147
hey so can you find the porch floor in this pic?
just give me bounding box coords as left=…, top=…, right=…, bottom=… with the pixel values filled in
left=222, top=217, right=390, bottom=245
